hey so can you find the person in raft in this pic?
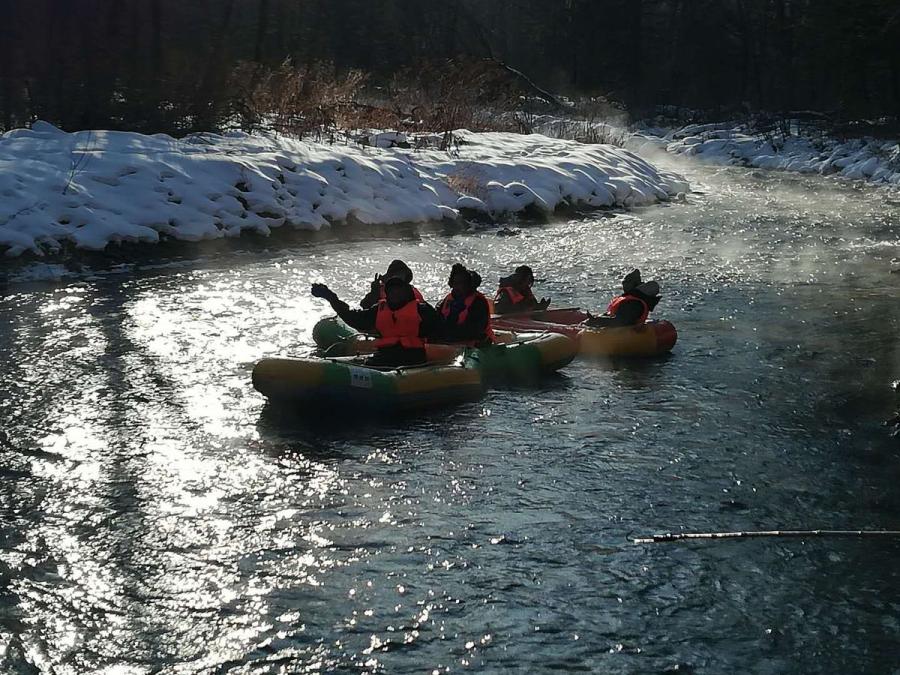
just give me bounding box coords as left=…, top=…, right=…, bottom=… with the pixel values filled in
left=435, top=263, right=495, bottom=346
left=311, top=277, right=438, bottom=367
left=493, top=265, right=551, bottom=314
left=359, top=259, right=424, bottom=309
left=584, top=268, right=661, bottom=327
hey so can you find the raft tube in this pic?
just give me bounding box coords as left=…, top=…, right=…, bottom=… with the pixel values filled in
left=492, top=308, right=677, bottom=357
left=477, top=330, right=576, bottom=380
left=252, top=356, right=483, bottom=412
left=310, top=316, right=576, bottom=381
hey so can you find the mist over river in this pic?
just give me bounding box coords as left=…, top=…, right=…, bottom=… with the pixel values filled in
left=2, top=159, right=899, bottom=673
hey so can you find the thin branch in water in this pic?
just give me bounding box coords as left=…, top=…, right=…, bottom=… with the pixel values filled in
left=632, top=529, right=900, bottom=544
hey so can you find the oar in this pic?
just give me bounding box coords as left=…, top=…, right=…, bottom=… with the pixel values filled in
left=493, top=306, right=583, bottom=318
left=632, top=529, right=900, bottom=544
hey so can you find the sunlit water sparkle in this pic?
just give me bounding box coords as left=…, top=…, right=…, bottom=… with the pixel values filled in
left=1, top=160, right=899, bottom=673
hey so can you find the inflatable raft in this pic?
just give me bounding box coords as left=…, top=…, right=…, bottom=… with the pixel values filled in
left=311, top=316, right=576, bottom=381
left=252, top=356, right=483, bottom=412
left=475, top=330, right=576, bottom=380
left=492, top=308, right=677, bottom=357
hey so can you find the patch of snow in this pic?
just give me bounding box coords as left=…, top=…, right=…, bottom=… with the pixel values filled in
left=632, top=122, right=900, bottom=188
left=0, top=123, right=687, bottom=257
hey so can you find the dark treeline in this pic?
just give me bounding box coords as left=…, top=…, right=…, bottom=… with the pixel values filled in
left=1, top=0, right=899, bottom=135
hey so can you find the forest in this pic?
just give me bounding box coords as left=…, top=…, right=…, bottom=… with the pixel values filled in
left=1, top=0, right=899, bottom=135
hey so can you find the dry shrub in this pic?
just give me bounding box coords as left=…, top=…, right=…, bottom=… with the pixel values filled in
left=541, top=118, right=629, bottom=146
left=387, top=58, right=525, bottom=149
left=228, top=57, right=524, bottom=148
left=228, top=57, right=572, bottom=151
left=570, top=96, right=629, bottom=126
left=340, top=102, right=404, bottom=135
left=443, top=170, right=488, bottom=200
left=230, top=60, right=368, bottom=139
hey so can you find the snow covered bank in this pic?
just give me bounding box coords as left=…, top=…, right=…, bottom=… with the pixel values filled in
left=628, top=123, right=900, bottom=186
left=0, top=123, right=687, bottom=257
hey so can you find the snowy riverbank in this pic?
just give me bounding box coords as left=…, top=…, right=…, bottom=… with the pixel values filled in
left=0, top=123, right=687, bottom=257
left=628, top=122, right=900, bottom=186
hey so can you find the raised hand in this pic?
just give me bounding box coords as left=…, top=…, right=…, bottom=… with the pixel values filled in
left=370, top=273, right=382, bottom=293
left=538, top=297, right=551, bottom=310
left=311, top=283, right=335, bottom=300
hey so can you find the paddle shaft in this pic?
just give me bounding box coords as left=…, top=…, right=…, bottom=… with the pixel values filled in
left=633, top=529, right=900, bottom=544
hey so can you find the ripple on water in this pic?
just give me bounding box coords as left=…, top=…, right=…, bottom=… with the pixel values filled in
left=1, top=161, right=899, bottom=673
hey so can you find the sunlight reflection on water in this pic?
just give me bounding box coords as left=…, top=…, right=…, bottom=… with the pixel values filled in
left=1, top=160, right=899, bottom=673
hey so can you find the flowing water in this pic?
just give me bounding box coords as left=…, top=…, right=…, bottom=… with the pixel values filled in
left=1, top=160, right=899, bottom=674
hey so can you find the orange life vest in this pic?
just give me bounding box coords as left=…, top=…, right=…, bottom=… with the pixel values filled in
left=439, top=291, right=495, bottom=343
left=373, top=300, right=424, bottom=349
left=606, top=294, right=650, bottom=325
left=378, top=284, right=424, bottom=303
left=496, top=285, right=525, bottom=304
left=495, top=285, right=538, bottom=309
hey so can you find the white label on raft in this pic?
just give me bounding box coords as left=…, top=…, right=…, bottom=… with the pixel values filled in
left=349, top=366, right=373, bottom=389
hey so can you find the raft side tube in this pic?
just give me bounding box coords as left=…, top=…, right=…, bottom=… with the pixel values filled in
left=252, top=357, right=484, bottom=413
left=310, top=317, right=577, bottom=378
left=493, top=311, right=677, bottom=358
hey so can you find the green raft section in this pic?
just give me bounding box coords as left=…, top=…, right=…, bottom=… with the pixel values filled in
left=312, top=316, right=359, bottom=353
left=253, top=356, right=484, bottom=413
left=254, top=318, right=576, bottom=413
left=310, top=316, right=576, bottom=382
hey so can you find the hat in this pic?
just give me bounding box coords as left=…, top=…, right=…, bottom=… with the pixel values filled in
left=449, top=263, right=469, bottom=285
left=514, top=265, right=534, bottom=280
left=384, top=275, right=409, bottom=290
left=385, top=259, right=413, bottom=283
left=622, top=269, right=642, bottom=293
left=634, top=280, right=660, bottom=297
left=448, top=263, right=482, bottom=290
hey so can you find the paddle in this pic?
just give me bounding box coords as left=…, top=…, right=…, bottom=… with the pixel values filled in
left=632, top=529, right=900, bottom=544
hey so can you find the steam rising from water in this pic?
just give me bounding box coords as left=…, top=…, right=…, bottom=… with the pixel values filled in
left=1, top=159, right=898, bottom=673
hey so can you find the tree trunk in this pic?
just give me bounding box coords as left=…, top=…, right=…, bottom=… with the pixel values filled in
left=150, top=0, right=163, bottom=75
left=628, top=0, right=645, bottom=112
left=254, top=0, right=270, bottom=63
left=193, top=0, right=237, bottom=132
left=0, top=0, right=13, bottom=129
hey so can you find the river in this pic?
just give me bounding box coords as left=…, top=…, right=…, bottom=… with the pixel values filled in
left=1, top=159, right=899, bottom=673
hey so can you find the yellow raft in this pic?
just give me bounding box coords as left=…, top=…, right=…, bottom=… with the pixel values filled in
left=252, top=356, right=483, bottom=413
left=492, top=309, right=677, bottom=358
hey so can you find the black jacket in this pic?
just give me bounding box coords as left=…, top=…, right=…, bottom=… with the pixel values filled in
left=435, top=292, right=492, bottom=343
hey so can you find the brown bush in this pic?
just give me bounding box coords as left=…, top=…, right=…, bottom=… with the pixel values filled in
left=229, top=60, right=368, bottom=140
left=228, top=57, right=562, bottom=149
left=443, top=170, right=488, bottom=200
left=386, top=58, right=525, bottom=149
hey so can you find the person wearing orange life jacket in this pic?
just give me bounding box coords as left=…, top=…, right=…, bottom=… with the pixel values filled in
left=493, top=265, right=551, bottom=315
left=359, top=259, right=425, bottom=309
left=435, top=264, right=494, bottom=345
left=312, top=277, right=438, bottom=367
left=584, top=268, right=662, bottom=327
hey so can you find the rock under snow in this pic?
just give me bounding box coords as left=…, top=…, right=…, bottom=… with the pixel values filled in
left=0, top=123, right=688, bottom=257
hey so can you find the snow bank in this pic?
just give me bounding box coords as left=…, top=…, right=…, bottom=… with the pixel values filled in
left=629, top=123, right=900, bottom=186
left=0, top=123, right=687, bottom=256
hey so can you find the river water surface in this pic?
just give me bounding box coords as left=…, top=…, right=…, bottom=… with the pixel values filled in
left=1, top=160, right=899, bottom=674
